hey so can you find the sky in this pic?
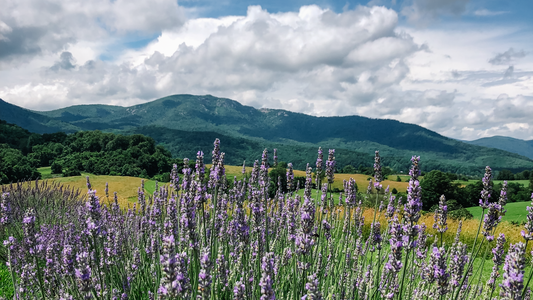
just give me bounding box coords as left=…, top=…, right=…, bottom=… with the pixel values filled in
left=0, top=0, right=532, bottom=141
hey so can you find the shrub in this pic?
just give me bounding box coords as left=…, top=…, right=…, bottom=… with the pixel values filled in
left=50, top=161, right=62, bottom=174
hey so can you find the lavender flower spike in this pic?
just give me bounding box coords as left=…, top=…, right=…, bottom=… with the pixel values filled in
left=479, top=166, right=493, bottom=209
left=404, top=156, right=422, bottom=225
left=500, top=242, right=526, bottom=300
left=316, top=147, right=323, bottom=186
left=522, top=193, right=533, bottom=241
left=1, top=192, right=11, bottom=225
left=433, top=194, right=448, bottom=234
left=499, top=181, right=508, bottom=215
left=259, top=252, right=276, bottom=300
left=483, top=202, right=502, bottom=241
left=374, top=150, right=383, bottom=190
left=326, top=149, right=335, bottom=184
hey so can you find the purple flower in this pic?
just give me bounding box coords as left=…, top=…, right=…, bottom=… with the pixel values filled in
left=197, top=247, right=212, bottom=300
left=386, top=216, right=404, bottom=273
left=486, top=234, right=506, bottom=292
left=326, top=149, right=335, bottom=184
left=499, top=181, right=508, bottom=214
left=273, top=148, right=278, bottom=167
left=259, top=252, right=276, bottom=300
left=374, top=151, right=383, bottom=189
left=286, top=163, right=294, bottom=192
left=483, top=202, right=502, bottom=241
left=1, top=192, right=11, bottom=225
left=233, top=278, right=246, bottom=300
left=404, top=156, right=422, bottom=225
left=433, top=194, right=448, bottom=234
left=431, top=246, right=449, bottom=296
left=479, top=166, right=493, bottom=209
left=500, top=242, right=526, bottom=300
left=304, top=273, right=322, bottom=300
left=386, top=194, right=396, bottom=220
left=344, top=178, right=357, bottom=207
left=369, top=221, right=382, bottom=252
left=170, top=164, right=180, bottom=193
left=315, top=147, right=323, bottom=186
left=75, top=250, right=92, bottom=296
left=522, top=193, right=533, bottom=241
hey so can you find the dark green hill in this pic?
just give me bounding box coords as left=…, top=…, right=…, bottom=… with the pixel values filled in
left=465, top=136, right=533, bottom=160
left=0, top=98, right=79, bottom=134
left=3, top=94, right=533, bottom=175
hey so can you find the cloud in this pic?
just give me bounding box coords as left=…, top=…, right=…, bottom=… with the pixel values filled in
left=489, top=48, right=527, bottom=65
left=401, top=0, right=470, bottom=26
left=473, top=9, right=508, bottom=16
left=503, top=65, right=514, bottom=78
left=1, top=5, right=421, bottom=113
left=1, top=2, right=533, bottom=141
left=0, top=0, right=186, bottom=65
left=50, top=52, right=76, bottom=71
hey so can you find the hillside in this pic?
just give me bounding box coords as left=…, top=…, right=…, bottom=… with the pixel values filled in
left=2, top=95, right=533, bottom=175
left=465, top=136, right=533, bottom=160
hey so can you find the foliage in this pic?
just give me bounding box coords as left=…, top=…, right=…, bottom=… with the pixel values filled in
left=0, top=144, right=41, bottom=184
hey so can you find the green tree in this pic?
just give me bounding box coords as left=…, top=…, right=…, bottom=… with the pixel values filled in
left=51, top=161, right=62, bottom=174
left=420, top=170, right=460, bottom=210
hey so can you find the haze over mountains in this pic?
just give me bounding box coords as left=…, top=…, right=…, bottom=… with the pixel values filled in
left=1, top=94, right=532, bottom=175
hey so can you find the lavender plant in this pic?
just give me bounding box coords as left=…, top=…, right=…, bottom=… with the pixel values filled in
left=1, top=139, right=531, bottom=300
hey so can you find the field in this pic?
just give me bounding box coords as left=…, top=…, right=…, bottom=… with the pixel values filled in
left=467, top=201, right=531, bottom=223
left=455, top=179, right=530, bottom=188
left=38, top=167, right=165, bottom=208
left=2, top=157, right=533, bottom=299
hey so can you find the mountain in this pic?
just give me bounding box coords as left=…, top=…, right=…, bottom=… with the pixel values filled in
left=0, top=98, right=78, bottom=134
left=2, top=95, right=533, bottom=175
left=465, top=136, right=533, bottom=160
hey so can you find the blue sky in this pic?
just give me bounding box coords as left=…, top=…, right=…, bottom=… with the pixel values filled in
left=0, top=0, right=532, bottom=140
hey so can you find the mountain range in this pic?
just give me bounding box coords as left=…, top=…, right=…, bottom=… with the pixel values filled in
left=1, top=94, right=532, bottom=175
left=465, top=136, right=533, bottom=161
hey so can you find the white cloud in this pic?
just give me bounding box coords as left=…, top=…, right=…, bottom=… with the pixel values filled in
left=401, top=0, right=470, bottom=26
left=0, top=2, right=533, bottom=142
left=473, top=9, right=508, bottom=16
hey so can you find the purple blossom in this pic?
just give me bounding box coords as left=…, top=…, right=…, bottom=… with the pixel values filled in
left=325, top=149, right=335, bottom=184
left=479, top=166, right=493, bottom=209
left=487, top=234, right=506, bottom=293
left=433, top=194, right=448, bottom=234
left=1, top=192, right=11, bottom=225
left=344, top=178, right=357, bottom=207
left=374, top=150, right=383, bottom=189
left=369, top=221, right=382, bottom=252
left=404, top=156, right=422, bottom=225
left=483, top=202, right=502, bottom=241
left=522, top=193, right=533, bottom=241
left=315, top=147, right=323, bottom=186
left=286, top=163, right=294, bottom=192
left=259, top=252, right=276, bottom=300
left=197, top=247, right=212, bottom=300
left=500, top=242, right=526, bottom=300
left=431, top=246, right=449, bottom=296
left=499, top=181, right=508, bottom=214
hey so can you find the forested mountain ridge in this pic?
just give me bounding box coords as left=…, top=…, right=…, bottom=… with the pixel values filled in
left=2, top=95, right=533, bottom=175
left=465, top=136, right=533, bottom=160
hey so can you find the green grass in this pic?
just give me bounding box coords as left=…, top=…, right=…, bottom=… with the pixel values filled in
left=455, top=179, right=530, bottom=188
left=467, top=201, right=531, bottom=223
left=0, top=263, right=14, bottom=298
left=37, top=166, right=63, bottom=179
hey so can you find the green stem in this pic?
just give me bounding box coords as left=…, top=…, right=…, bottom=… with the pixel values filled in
left=398, top=238, right=411, bottom=298
left=453, top=208, right=485, bottom=300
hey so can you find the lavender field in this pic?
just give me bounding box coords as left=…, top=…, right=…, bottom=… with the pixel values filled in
left=1, top=139, right=532, bottom=300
